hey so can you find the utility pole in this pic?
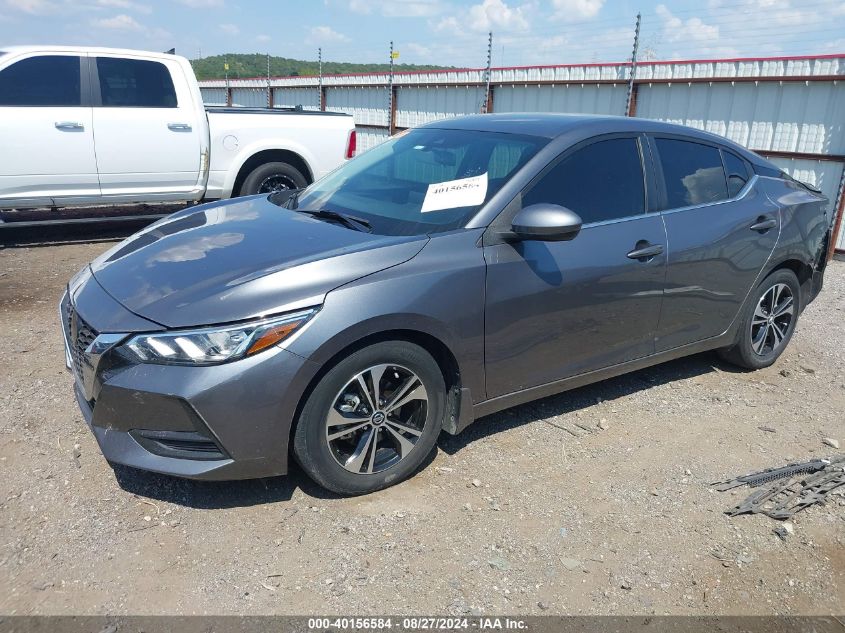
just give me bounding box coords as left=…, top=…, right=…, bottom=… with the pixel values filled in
left=482, top=31, right=493, bottom=113
left=625, top=12, right=641, bottom=117
left=388, top=40, right=395, bottom=134
left=266, top=53, right=272, bottom=108
left=224, top=56, right=231, bottom=106
left=318, top=47, right=323, bottom=110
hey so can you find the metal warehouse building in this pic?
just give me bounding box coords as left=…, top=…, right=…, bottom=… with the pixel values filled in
left=198, top=53, right=845, bottom=255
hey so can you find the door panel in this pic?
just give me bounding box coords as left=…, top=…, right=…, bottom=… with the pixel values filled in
left=92, top=56, right=202, bottom=197
left=651, top=137, right=779, bottom=351
left=0, top=54, right=98, bottom=207
left=656, top=187, right=779, bottom=350
left=484, top=216, right=667, bottom=397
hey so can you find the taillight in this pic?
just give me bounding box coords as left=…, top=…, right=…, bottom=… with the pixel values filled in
left=345, top=130, right=356, bottom=159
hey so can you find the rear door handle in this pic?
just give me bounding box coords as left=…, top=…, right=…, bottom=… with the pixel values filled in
left=55, top=121, right=83, bottom=130
left=627, top=241, right=664, bottom=261
left=750, top=215, right=777, bottom=232
left=167, top=123, right=192, bottom=131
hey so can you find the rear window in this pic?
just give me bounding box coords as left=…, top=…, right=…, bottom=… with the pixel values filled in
left=96, top=57, right=177, bottom=107
left=0, top=55, right=81, bottom=106
left=655, top=138, right=728, bottom=209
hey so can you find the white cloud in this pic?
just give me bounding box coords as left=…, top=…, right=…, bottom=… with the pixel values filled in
left=468, top=0, right=529, bottom=32
left=218, top=22, right=239, bottom=35
left=655, top=4, right=719, bottom=42
left=256, top=34, right=272, bottom=43
left=436, top=0, right=529, bottom=35
left=92, top=13, right=144, bottom=30
left=95, top=0, right=151, bottom=13
left=347, top=0, right=445, bottom=17
left=2, top=0, right=59, bottom=15
left=551, top=0, right=604, bottom=20
left=177, top=0, right=223, bottom=7
left=308, top=25, right=350, bottom=43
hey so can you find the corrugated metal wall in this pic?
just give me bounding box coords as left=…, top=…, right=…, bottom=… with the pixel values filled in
left=199, top=54, right=845, bottom=251
left=494, top=84, right=627, bottom=115
left=637, top=82, right=845, bottom=154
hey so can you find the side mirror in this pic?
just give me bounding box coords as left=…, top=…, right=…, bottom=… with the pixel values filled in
left=507, top=203, right=583, bottom=242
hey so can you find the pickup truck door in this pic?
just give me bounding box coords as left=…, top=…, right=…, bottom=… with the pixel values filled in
left=91, top=55, right=203, bottom=200
left=0, top=53, right=99, bottom=207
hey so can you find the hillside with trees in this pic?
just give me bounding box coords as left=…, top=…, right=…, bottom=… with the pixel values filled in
left=190, top=53, right=452, bottom=80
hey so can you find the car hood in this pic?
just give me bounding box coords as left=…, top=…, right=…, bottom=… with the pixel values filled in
left=90, top=196, right=428, bottom=328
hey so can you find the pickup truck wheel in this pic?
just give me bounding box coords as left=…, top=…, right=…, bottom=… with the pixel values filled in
left=240, top=162, right=307, bottom=196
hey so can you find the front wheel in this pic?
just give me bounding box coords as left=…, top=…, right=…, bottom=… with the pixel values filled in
left=238, top=161, right=307, bottom=197
left=293, top=341, right=446, bottom=495
left=718, top=269, right=800, bottom=370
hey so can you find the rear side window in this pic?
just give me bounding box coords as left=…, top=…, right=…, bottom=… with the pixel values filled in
left=655, top=138, right=728, bottom=209
left=0, top=55, right=81, bottom=106
left=96, top=57, right=177, bottom=107
left=723, top=150, right=750, bottom=197
left=522, top=137, right=645, bottom=224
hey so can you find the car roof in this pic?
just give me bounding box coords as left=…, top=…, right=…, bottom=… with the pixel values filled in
left=421, top=113, right=769, bottom=165
left=0, top=45, right=184, bottom=63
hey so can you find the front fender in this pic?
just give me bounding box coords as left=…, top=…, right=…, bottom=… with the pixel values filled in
left=285, top=229, right=488, bottom=402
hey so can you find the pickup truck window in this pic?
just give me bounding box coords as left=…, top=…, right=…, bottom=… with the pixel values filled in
left=96, top=57, right=177, bottom=108
left=0, top=55, right=81, bottom=106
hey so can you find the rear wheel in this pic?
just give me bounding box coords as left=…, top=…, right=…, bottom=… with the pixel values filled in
left=293, top=341, right=446, bottom=495
left=718, top=269, right=800, bottom=370
left=239, top=161, right=307, bottom=197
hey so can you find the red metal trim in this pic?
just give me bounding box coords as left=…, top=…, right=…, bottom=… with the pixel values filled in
left=201, top=53, right=845, bottom=84
left=756, top=150, right=845, bottom=163
left=239, top=75, right=840, bottom=91
left=627, top=82, right=639, bottom=117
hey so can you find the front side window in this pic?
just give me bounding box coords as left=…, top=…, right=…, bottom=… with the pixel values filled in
left=288, top=128, right=547, bottom=236
left=0, top=55, right=81, bottom=106
left=522, top=137, right=645, bottom=224
left=96, top=57, right=177, bottom=107
left=656, top=138, right=728, bottom=209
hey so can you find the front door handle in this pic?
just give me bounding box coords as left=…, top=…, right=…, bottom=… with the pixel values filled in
left=627, top=241, right=664, bottom=261
left=167, top=123, right=192, bottom=131
left=55, top=121, right=83, bottom=130
left=750, top=215, right=777, bottom=232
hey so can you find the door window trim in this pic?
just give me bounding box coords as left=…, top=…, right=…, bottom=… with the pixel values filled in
left=648, top=133, right=756, bottom=215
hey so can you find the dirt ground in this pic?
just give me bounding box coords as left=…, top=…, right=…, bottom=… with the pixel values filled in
left=0, top=241, right=843, bottom=616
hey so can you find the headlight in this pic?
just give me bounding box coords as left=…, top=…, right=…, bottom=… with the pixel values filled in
left=124, top=309, right=316, bottom=365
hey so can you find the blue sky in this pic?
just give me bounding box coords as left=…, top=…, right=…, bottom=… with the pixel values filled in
left=1, top=0, right=844, bottom=68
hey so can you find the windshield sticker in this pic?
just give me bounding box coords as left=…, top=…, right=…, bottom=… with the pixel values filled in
left=421, top=173, right=488, bottom=213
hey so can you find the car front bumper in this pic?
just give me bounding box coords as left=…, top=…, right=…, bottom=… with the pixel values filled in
left=62, top=280, right=320, bottom=481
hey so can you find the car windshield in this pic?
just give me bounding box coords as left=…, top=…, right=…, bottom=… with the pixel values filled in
left=287, top=127, right=547, bottom=236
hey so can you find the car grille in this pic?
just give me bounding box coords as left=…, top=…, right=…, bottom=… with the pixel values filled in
left=64, top=301, right=98, bottom=377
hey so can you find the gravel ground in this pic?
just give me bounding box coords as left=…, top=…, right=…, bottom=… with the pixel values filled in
left=0, top=242, right=843, bottom=616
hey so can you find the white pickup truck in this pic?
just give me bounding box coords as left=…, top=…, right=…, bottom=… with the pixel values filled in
left=0, top=46, right=355, bottom=210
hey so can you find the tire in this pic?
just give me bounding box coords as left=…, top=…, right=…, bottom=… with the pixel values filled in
left=238, top=161, right=307, bottom=197
left=718, top=269, right=800, bottom=370
left=293, top=341, right=446, bottom=495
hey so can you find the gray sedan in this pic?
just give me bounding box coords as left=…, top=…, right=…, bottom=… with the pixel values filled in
left=62, top=114, right=830, bottom=495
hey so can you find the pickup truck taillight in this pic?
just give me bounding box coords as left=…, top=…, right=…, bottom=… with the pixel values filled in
left=345, top=130, right=356, bottom=159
